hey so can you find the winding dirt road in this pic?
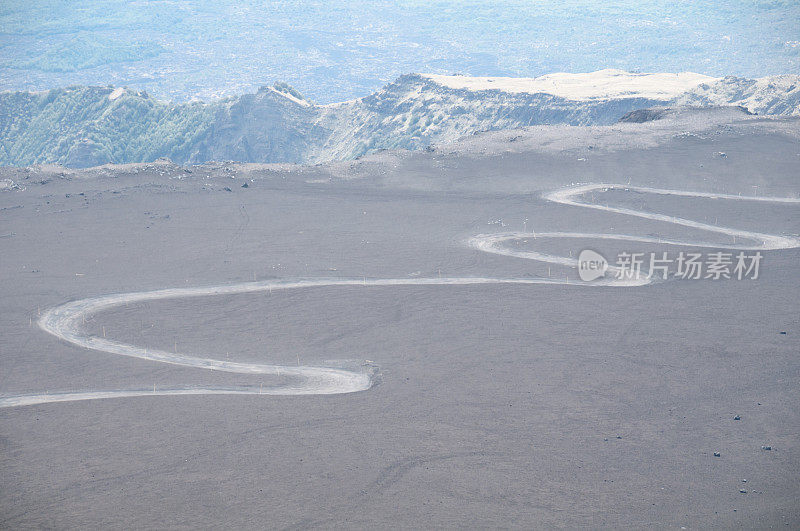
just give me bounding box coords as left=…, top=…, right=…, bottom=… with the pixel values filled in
left=2, top=183, right=797, bottom=408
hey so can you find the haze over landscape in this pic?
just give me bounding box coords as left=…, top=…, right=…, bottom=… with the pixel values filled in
left=1, top=1, right=799, bottom=529
left=2, top=0, right=799, bottom=102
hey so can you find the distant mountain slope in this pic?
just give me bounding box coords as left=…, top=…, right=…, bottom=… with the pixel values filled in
left=675, top=75, right=800, bottom=116
left=2, top=70, right=799, bottom=168
left=0, top=87, right=216, bottom=167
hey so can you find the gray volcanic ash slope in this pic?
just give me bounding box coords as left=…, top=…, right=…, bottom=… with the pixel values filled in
left=1, top=107, right=799, bottom=528
left=1, top=70, right=799, bottom=168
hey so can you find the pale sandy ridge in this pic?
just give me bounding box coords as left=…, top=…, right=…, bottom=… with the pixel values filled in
left=421, top=69, right=719, bottom=101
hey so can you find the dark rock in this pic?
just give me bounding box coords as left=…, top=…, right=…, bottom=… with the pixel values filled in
left=618, top=108, right=670, bottom=123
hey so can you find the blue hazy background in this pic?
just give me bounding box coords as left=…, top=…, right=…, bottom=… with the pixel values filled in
left=1, top=0, right=798, bottom=103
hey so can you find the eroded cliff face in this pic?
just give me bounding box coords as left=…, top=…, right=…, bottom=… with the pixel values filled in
left=2, top=71, right=799, bottom=168
left=184, top=87, right=324, bottom=165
